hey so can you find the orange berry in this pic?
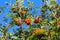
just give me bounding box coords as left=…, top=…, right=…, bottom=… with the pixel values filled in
left=21, top=11, right=26, bottom=14
left=17, top=6, right=20, bottom=10
left=33, top=29, right=45, bottom=34
left=34, top=16, right=41, bottom=23
left=14, top=18, right=21, bottom=25
left=50, top=31, right=55, bottom=36
left=34, top=29, right=41, bottom=34
left=25, top=18, right=31, bottom=25
left=57, top=20, right=60, bottom=26
left=12, top=9, right=17, bottom=13
left=34, top=18, right=39, bottom=23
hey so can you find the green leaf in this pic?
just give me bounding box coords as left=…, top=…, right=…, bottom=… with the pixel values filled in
left=6, top=14, right=11, bottom=16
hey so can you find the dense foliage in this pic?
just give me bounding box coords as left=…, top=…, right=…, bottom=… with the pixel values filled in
left=0, top=0, right=60, bottom=40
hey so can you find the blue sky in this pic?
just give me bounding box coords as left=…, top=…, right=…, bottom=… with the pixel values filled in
left=0, top=0, right=60, bottom=33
